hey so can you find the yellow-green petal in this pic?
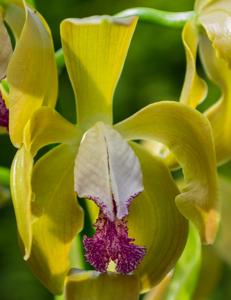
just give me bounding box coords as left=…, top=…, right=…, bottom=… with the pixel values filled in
left=10, top=146, right=33, bottom=259
left=64, top=270, right=140, bottom=300
left=0, top=13, right=12, bottom=80
left=60, top=16, right=137, bottom=129
left=198, top=1, right=231, bottom=67
left=28, top=144, right=83, bottom=294
left=129, top=143, right=188, bottom=292
left=24, top=107, right=81, bottom=156
left=115, top=101, right=218, bottom=244
left=199, top=33, right=231, bottom=164
left=194, top=0, right=213, bottom=12
left=5, top=1, right=58, bottom=146
left=180, top=20, right=207, bottom=107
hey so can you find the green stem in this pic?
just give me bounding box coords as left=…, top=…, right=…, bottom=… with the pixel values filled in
left=54, top=7, right=194, bottom=70
left=0, top=166, right=10, bottom=187
left=115, top=7, right=194, bottom=28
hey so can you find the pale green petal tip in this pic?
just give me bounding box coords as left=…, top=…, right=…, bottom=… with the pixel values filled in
left=62, top=15, right=138, bottom=26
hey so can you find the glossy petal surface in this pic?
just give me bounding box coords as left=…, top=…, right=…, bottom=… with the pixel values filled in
left=11, top=108, right=83, bottom=293
left=5, top=1, right=58, bottom=146
left=24, top=107, right=80, bottom=156
left=129, top=143, right=188, bottom=292
left=28, top=144, right=83, bottom=294
left=61, top=16, right=137, bottom=129
left=11, top=146, right=33, bottom=259
left=180, top=20, right=207, bottom=107
left=115, top=102, right=218, bottom=244
left=65, top=270, right=140, bottom=300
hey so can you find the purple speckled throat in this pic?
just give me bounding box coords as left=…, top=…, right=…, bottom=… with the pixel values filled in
left=0, top=92, right=9, bottom=129
left=83, top=212, right=146, bottom=274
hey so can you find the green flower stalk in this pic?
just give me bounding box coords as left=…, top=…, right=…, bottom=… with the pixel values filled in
left=8, top=10, right=219, bottom=299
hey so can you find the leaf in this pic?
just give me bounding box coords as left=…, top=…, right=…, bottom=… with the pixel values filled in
left=164, top=223, right=201, bottom=300
left=115, top=101, right=219, bottom=244
left=60, top=16, right=137, bottom=129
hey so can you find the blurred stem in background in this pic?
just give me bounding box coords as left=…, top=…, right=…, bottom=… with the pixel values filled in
left=0, top=166, right=10, bottom=187
left=115, top=7, right=194, bottom=27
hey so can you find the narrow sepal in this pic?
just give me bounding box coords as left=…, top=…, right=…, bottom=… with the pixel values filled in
left=61, top=16, right=137, bottom=129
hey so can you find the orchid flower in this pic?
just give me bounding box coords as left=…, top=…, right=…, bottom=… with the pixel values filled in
left=179, top=0, right=231, bottom=164
left=10, top=14, right=218, bottom=298
left=0, top=0, right=57, bottom=145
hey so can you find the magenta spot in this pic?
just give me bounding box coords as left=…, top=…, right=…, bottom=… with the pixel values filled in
left=83, top=213, right=146, bottom=274
left=0, top=92, right=9, bottom=130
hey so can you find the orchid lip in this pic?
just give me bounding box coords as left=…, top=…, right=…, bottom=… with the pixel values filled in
left=83, top=212, right=146, bottom=274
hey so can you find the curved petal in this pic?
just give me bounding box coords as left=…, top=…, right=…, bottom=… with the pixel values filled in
left=60, top=16, right=137, bottom=129
left=5, top=0, right=58, bottom=146
left=10, top=146, right=33, bottom=259
left=198, top=4, right=231, bottom=67
left=65, top=269, right=140, bottom=300
left=27, top=144, right=83, bottom=294
left=180, top=20, right=207, bottom=107
left=115, top=101, right=219, bottom=244
left=194, top=0, right=213, bottom=12
left=0, top=14, right=12, bottom=80
left=199, top=33, right=231, bottom=164
left=24, top=107, right=81, bottom=156
left=129, top=143, right=188, bottom=292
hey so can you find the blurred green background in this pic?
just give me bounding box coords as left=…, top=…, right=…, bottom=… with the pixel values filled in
left=1, top=0, right=231, bottom=299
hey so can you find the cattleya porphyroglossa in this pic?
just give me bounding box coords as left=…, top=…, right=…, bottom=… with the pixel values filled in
left=180, top=0, right=231, bottom=165
left=1, top=2, right=218, bottom=299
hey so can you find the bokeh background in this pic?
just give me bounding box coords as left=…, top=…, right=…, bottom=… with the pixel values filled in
left=1, top=0, right=231, bottom=299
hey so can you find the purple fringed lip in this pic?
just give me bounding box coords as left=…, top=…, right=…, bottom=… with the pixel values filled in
left=0, top=92, right=9, bottom=130
left=83, top=212, right=146, bottom=274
